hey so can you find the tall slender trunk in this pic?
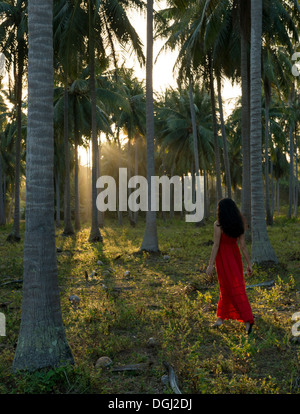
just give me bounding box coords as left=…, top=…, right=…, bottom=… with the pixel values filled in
left=127, top=138, right=134, bottom=225
left=55, top=170, right=61, bottom=228
left=117, top=127, right=123, bottom=226
left=294, top=127, right=298, bottom=217
left=63, top=77, right=74, bottom=235
left=240, top=27, right=251, bottom=235
left=74, top=140, right=80, bottom=230
left=170, top=163, right=175, bottom=220
left=217, top=74, right=232, bottom=198
left=134, top=134, right=139, bottom=224
left=250, top=0, right=277, bottom=264
left=0, top=155, right=5, bottom=225
left=140, top=0, right=159, bottom=252
left=264, top=80, right=273, bottom=225
left=188, top=78, right=204, bottom=225
left=208, top=56, right=222, bottom=202
left=270, top=157, right=274, bottom=216
left=188, top=79, right=200, bottom=176
left=13, top=0, right=73, bottom=372
left=206, top=171, right=210, bottom=218
left=203, top=169, right=209, bottom=219
left=8, top=57, right=23, bottom=241
left=3, top=172, right=6, bottom=223
left=276, top=178, right=280, bottom=213
left=288, top=86, right=295, bottom=219
left=73, top=97, right=80, bottom=231
left=288, top=127, right=294, bottom=219
left=88, top=3, right=102, bottom=242
left=97, top=137, right=104, bottom=228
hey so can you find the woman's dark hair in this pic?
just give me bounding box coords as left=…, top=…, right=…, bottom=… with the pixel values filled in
left=217, top=198, right=245, bottom=238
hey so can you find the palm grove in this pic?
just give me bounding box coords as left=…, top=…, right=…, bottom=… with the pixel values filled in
left=0, top=0, right=299, bottom=371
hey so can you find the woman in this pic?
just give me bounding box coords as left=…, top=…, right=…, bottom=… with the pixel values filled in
left=206, top=198, right=254, bottom=334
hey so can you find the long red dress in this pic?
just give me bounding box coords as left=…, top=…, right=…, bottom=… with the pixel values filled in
left=215, top=231, right=254, bottom=324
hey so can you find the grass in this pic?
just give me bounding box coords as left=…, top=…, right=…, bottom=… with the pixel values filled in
left=0, top=210, right=300, bottom=394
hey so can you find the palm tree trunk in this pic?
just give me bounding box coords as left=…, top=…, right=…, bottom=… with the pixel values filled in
left=127, top=138, right=134, bottom=225
left=276, top=178, right=280, bottom=214
left=88, top=3, right=102, bottom=242
left=3, top=173, right=6, bottom=223
left=188, top=78, right=204, bottom=225
left=97, top=137, right=104, bottom=228
left=294, top=127, right=298, bottom=217
left=73, top=97, right=80, bottom=231
left=134, top=134, right=139, bottom=224
left=288, top=86, right=295, bottom=219
left=140, top=0, right=159, bottom=252
left=270, top=157, right=274, bottom=217
left=0, top=155, right=5, bottom=225
left=250, top=0, right=277, bottom=264
left=55, top=170, right=61, bottom=228
left=203, top=169, right=209, bottom=219
left=63, top=78, right=74, bottom=235
left=288, top=128, right=295, bottom=219
left=240, top=26, right=251, bottom=235
left=217, top=74, right=232, bottom=199
left=8, top=58, right=23, bottom=242
left=264, top=80, right=273, bottom=225
left=117, top=127, right=123, bottom=226
left=74, top=139, right=80, bottom=230
left=170, top=163, right=175, bottom=220
left=188, top=79, right=200, bottom=176
left=13, top=0, right=73, bottom=372
left=208, top=56, right=222, bottom=202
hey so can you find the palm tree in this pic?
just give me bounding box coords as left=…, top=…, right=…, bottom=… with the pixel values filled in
left=288, top=85, right=295, bottom=219
left=238, top=0, right=252, bottom=235
left=140, top=0, right=159, bottom=252
left=156, top=85, right=214, bottom=220
left=0, top=0, right=27, bottom=242
left=13, top=0, right=73, bottom=372
left=53, top=0, right=85, bottom=236
left=216, top=74, right=232, bottom=198
left=249, top=0, right=277, bottom=264
left=62, top=77, right=75, bottom=235
left=113, top=67, right=146, bottom=225
left=0, top=93, right=10, bottom=225
left=54, top=131, right=64, bottom=228
left=84, top=0, right=145, bottom=241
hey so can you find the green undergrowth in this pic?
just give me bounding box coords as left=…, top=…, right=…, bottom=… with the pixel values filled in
left=0, top=211, right=300, bottom=394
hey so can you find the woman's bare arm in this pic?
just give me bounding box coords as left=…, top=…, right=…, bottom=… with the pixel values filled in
left=206, top=222, right=222, bottom=276
left=238, top=233, right=253, bottom=275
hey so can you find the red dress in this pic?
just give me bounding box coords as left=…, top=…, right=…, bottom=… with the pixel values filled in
left=215, top=232, right=254, bottom=324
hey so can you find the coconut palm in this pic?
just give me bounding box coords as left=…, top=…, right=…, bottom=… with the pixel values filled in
left=156, top=85, right=214, bottom=220
left=0, top=0, right=27, bottom=241
left=85, top=0, right=145, bottom=241
left=156, top=0, right=217, bottom=209
left=113, top=67, right=146, bottom=224
left=53, top=0, right=87, bottom=236
left=0, top=95, right=12, bottom=225
left=13, top=0, right=73, bottom=372
left=140, top=0, right=159, bottom=252
left=250, top=0, right=277, bottom=264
